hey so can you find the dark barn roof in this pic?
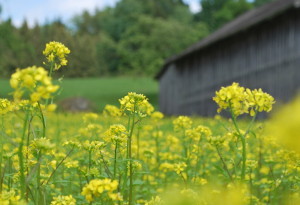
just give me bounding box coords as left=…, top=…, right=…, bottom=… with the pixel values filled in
left=156, top=0, right=300, bottom=79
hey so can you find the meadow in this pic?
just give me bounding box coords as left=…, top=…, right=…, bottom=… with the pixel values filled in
left=0, top=77, right=158, bottom=111
left=0, top=41, right=299, bottom=205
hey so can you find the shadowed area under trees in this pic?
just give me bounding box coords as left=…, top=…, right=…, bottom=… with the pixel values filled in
left=0, top=0, right=275, bottom=78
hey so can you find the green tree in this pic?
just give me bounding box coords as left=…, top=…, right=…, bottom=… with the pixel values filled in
left=195, top=0, right=252, bottom=32
left=95, top=33, right=120, bottom=75
left=214, top=0, right=252, bottom=28
left=0, top=19, right=26, bottom=76
left=118, top=15, right=208, bottom=75
left=253, top=0, right=275, bottom=7
left=70, top=0, right=197, bottom=76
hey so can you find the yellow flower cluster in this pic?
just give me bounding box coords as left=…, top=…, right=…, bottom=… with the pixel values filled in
left=246, top=88, right=275, bottom=116
left=82, top=112, right=99, bottom=123
left=208, top=135, right=226, bottom=146
left=31, top=137, right=54, bottom=151
left=81, top=179, right=122, bottom=202
left=173, top=116, right=192, bottom=132
left=185, top=128, right=201, bottom=141
left=213, top=82, right=275, bottom=116
left=104, top=124, right=128, bottom=145
left=127, top=161, right=142, bottom=176
left=82, top=140, right=105, bottom=152
left=151, top=111, right=164, bottom=121
left=159, top=162, right=174, bottom=173
left=50, top=195, right=76, bottom=205
left=145, top=196, right=164, bottom=205
left=0, top=190, right=25, bottom=205
left=0, top=99, right=13, bottom=115
left=119, top=92, right=154, bottom=117
left=78, top=123, right=102, bottom=138
left=185, top=125, right=212, bottom=144
left=103, top=104, right=122, bottom=117
left=10, top=66, right=59, bottom=103
left=43, top=41, right=70, bottom=70
left=195, top=125, right=212, bottom=137
left=173, top=162, right=187, bottom=175
left=64, top=160, right=79, bottom=169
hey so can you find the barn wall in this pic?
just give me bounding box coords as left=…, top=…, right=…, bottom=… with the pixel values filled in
left=159, top=8, right=300, bottom=116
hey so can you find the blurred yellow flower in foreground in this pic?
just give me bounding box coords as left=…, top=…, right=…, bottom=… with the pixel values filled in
left=267, top=97, right=300, bottom=153
left=10, top=66, right=59, bottom=103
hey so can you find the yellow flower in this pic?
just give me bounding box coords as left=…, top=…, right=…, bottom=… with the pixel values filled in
left=0, top=190, right=25, bottom=205
left=185, top=128, right=201, bottom=141
left=195, top=125, right=212, bottom=137
left=151, top=111, right=164, bottom=121
left=246, top=88, right=275, bottom=116
left=31, top=138, right=54, bottom=151
left=43, top=41, right=70, bottom=70
left=82, top=112, right=99, bottom=123
left=50, top=195, right=76, bottom=205
left=119, top=92, right=154, bottom=117
left=0, top=99, right=14, bottom=115
left=213, top=82, right=275, bottom=117
left=173, top=162, right=187, bottom=175
left=213, top=82, right=248, bottom=116
left=173, top=116, right=192, bottom=132
left=47, top=104, right=57, bottom=112
left=10, top=66, right=59, bottom=103
left=65, top=161, right=79, bottom=169
left=103, top=104, right=122, bottom=117
left=145, top=196, right=164, bottom=205
left=81, top=179, right=122, bottom=202
left=159, top=162, right=174, bottom=173
left=82, top=140, right=105, bottom=151
left=104, top=124, right=128, bottom=145
left=78, top=123, right=102, bottom=138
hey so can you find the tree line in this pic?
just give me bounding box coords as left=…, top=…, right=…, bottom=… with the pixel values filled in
left=0, top=0, right=274, bottom=78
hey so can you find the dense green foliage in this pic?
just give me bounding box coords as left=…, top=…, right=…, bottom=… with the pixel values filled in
left=0, top=0, right=274, bottom=78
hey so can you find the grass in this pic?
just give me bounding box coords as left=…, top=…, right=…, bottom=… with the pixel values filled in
left=0, top=77, right=158, bottom=111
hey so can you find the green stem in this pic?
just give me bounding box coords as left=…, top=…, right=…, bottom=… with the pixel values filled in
left=8, top=158, right=12, bottom=191
left=240, top=136, right=246, bottom=181
left=136, top=126, right=140, bottom=160
left=126, top=115, right=131, bottom=160
left=216, top=145, right=233, bottom=181
left=0, top=115, right=4, bottom=193
left=88, top=151, right=92, bottom=171
left=114, top=143, right=118, bottom=179
left=242, top=113, right=257, bottom=180
left=36, top=151, right=42, bottom=204
left=229, top=106, right=257, bottom=181
left=229, top=106, right=246, bottom=180
left=41, top=147, right=74, bottom=186
left=229, top=109, right=242, bottom=136
left=49, top=61, right=55, bottom=78
left=128, top=110, right=136, bottom=205
left=155, top=126, right=160, bottom=166
left=18, top=110, right=30, bottom=199
left=244, top=113, right=257, bottom=137
left=194, top=137, right=202, bottom=178
left=37, top=103, right=46, bottom=138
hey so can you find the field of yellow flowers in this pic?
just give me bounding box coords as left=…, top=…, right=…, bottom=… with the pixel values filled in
left=0, top=42, right=300, bottom=205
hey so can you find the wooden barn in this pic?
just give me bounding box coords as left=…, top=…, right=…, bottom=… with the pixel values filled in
left=155, top=0, right=300, bottom=116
